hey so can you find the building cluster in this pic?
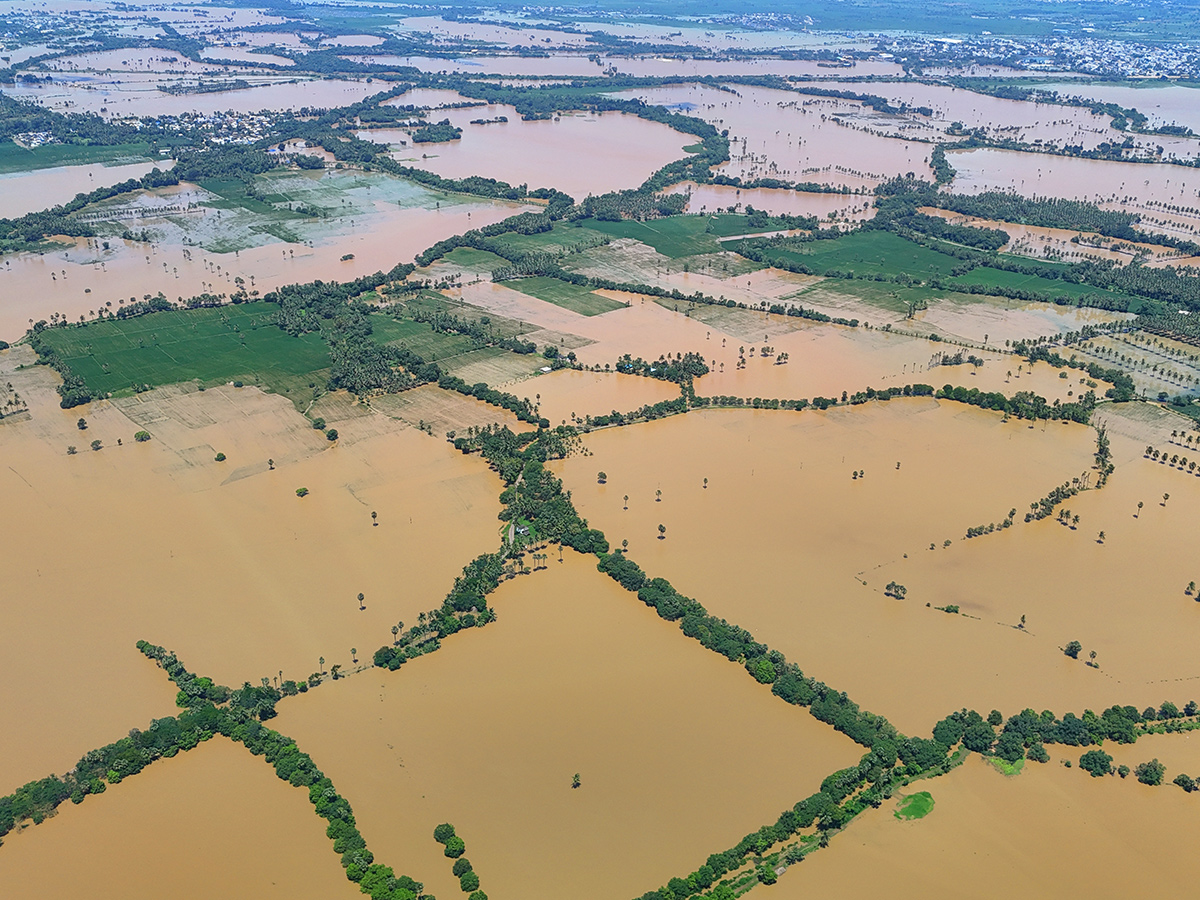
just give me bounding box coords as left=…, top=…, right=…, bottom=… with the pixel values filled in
left=120, top=110, right=277, bottom=145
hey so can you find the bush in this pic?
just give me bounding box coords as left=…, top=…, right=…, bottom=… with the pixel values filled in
left=1118, top=764, right=1130, bottom=778
left=311, top=417, right=326, bottom=430
left=1136, top=758, right=1166, bottom=786
left=1173, top=773, right=1196, bottom=792
left=133, top=431, right=151, bottom=442
left=215, top=452, right=227, bottom=462
left=1065, top=640, right=1082, bottom=659
left=326, top=428, right=339, bottom=441
left=296, top=487, right=309, bottom=498
left=1079, top=749, right=1113, bottom=777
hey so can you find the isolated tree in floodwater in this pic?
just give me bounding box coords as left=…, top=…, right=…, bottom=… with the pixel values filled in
left=623, top=494, right=629, bottom=509
left=351, top=648, right=357, bottom=662
left=658, top=524, right=666, bottom=540
left=358, top=593, right=365, bottom=610
left=391, top=624, right=399, bottom=643
left=372, top=510, right=378, bottom=525
left=656, top=489, right=662, bottom=502
left=597, top=471, right=607, bottom=484
left=1098, top=531, right=1106, bottom=543
left=319, top=656, right=325, bottom=673
left=1137, top=501, right=1144, bottom=517
left=1065, top=641, right=1082, bottom=659
left=622, top=539, right=629, bottom=553
left=1163, top=492, right=1171, bottom=506
left=572, top=773, right=581, bottom=789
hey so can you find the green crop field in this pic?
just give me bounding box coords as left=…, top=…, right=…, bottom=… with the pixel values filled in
left=948, top=266, right=1135, bottom=304
left=36, top=303, right=329, bottom=397
left=504, top=276, right=626, bottom=316
left=747, top=231, right=958, bottom=279
left=369, top=314, right=480, bottom=360
left=585, top=216, right=725, bottom=258
left=0, top=142, right=154, bottom=174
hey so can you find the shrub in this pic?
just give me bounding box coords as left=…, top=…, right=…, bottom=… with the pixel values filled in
left=1118, top=765, right=1130, bottom=778
left=215, top=452, right=227, bottom=462
left=326, top=428, right=339, bottom=441
left=133, top=431, right=151, bottom=442
left=1064, top=641, right=1082, bottom=659
left=296, top=487, right=309, bottom=498
left=1079, top=749, right=1113, bottom=777
left=90, top=439, right=102, bottom=451
left=1173, top=773, right=1196, bottom=792
left=1136, top=758, right=1166, bottom=786
left=311, top=417, right=326, bottom=430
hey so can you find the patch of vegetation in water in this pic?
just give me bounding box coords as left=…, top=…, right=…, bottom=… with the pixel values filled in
left=33, top=303, right=330, bottom=398
left=0, top=141, right=154, bottom=174
left=893, top=791, right=935, bottom=820
left=503, top=275, right=626, bottom=316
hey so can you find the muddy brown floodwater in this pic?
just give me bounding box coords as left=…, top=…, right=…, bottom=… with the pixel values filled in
left=555, top=402, right=1109, bottom=737
left=372, top=104, right=691, bottom=199
left=0, top=346, right=503, bottom=785
left=0, top=737, right=359, bottom=900
left=275, top=550, right=861, bottom=900
left=0, top=159, right=168, bottom=219
left=773, top=752, right=1199, bottom=899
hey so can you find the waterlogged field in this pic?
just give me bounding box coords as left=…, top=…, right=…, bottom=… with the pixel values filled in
left=275, top=551, right=861, bottom=900
left=791, top=753, right=1199, bottom=899
left=0, top=346, right=502, bottom=784
left=555, top=402, right=1109, bottom=735
left=0, top=739, right=360, bottom=900
left=8, top=7, right=1200, bottom=897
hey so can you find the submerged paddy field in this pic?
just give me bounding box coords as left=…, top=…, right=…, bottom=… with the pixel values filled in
left=6, top=4, right=1200, bottom=898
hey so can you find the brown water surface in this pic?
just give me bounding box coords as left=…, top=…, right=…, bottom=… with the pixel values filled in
left=275, top=550, right=861, bottom=900
left=555, top=403, right=1108, bottom=735
left=0, top=737, right=358, bottom=900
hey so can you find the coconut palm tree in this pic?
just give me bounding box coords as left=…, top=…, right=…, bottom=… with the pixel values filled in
left=658, top=524, right=666, bottom=540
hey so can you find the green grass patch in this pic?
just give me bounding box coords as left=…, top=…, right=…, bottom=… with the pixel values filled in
left=436, top=246, right=510, bottom=272
left=746, top=230, right=959, bottom=279
left=0, top=141, right=154, bottom=174
left=503, top=276, right=626, bottom=316
left=369, top=314, right=479, bottom=360
left=893, top=792, right=935, bottom=820
left=36, top=303, right=329, bottom=398
left=585, top=216, right=724, bottom=258
left=987, top=756, right=1025, bottom=777
left=948, top=266, right=1134, bottom=304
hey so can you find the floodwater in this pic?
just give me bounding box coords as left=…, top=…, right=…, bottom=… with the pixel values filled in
left=786, top=752, right=1199, bottom=899
left=555, top=402, right=1112, bottom=736
left=0, top=738, right=359, bottom=900
left=368, top=104, right=691, bottom=199
left=947, top=147, right=1200, bottom=236
left=3, top=73, right=380, bottom=119
left=804, top=80, right=1132, bottom=153
left=1040, top=81, right=1200, bottom=134
left=373, top=53, right=902, bottom=80
left=516, top=369, right=682, bottom=426
left=0, top=182, right=532, bottom=342
left=621, top=83, right=932, bottom=190
left=274, top=550, right=860, bottom=900
left=0, top=345, right=503, bottom=783
left=665, top=181, right=874, bottom=220
left=0, top=158, right=167, bottom=218
left=871, top=422, right=1200, bottom=709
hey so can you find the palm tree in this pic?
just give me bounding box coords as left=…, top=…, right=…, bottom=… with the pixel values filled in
left=351, top=648, right=357, bottom=662
left=391, top=625, right=399, bottom=644
left=703, top=477, right=708, bottom=489
left=1137, top=501, right=1144, bottom=517
left=371, top=511, right=378, bottom=526
left=1098, top=530, right=1106, bottom=543
left=319, top=656, right=325, bottom=673
left=658, top=524, right=666, bottom=540
left=268, top=458, right=274, bottom=470
left=1019, top=614, right=1026, bottom=629
left=1163, top=492, right=1171, bottom=506
left=621, top=539, right=628, bottom=553
left=357, top=592, right=365, bottom=610
left=656, top=489, right=662, bottom=502
left=1071, top=515, right=1080, bottom=529
left=623, top=494, right=629, bottom=509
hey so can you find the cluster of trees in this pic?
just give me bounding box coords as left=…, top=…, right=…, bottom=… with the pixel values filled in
left=404, top=307, right=535, bottom=354
left=172, top=146, right=280, bottom=184
left=438, top=373, right=544, bottom=426
left=587, top=397, right=688, bottom=428
left=693, top=395, right=811, bottom=411
left=1012, top=342, right=1136, bottom=402
left=432, top=824, right=484, bottom=894
left=891, top=212, right=1008, bottom=252
left=935, top=384, right=1098, bottom=424
left=614, top=352, right=709, bottom=384
left=409, top=118, right=462, bottom=143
